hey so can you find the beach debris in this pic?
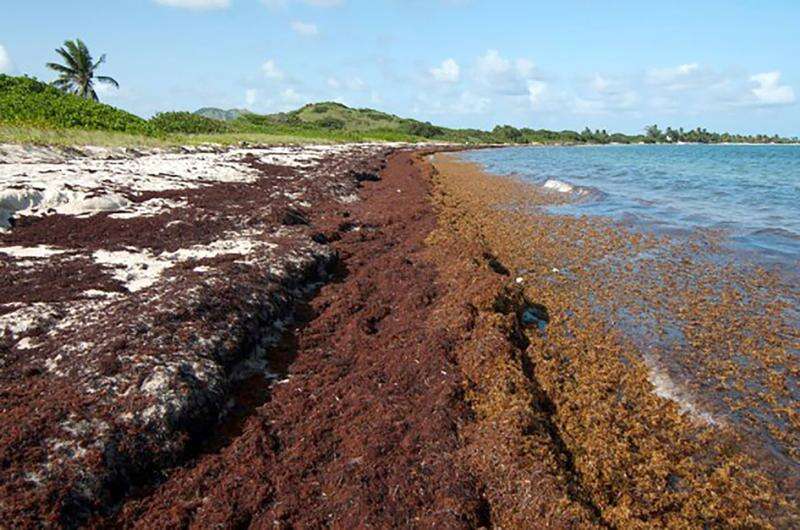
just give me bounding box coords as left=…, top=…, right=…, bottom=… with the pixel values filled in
left=520, top=302, right=549, bottom=331
left=352, top=170, right=380, bottom=182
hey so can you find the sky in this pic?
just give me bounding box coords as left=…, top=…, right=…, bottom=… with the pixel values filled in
left=1, top=0, right=799, bottom=136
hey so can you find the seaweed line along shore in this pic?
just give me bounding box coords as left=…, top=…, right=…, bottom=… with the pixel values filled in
left=2, top=142, right=797, bottom=528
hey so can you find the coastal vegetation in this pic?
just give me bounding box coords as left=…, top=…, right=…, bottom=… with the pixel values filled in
left=1, top=74, right=797, bottom=146
left=148, top=111, right=231, bottom=134
left=644, top=123, right=792, bottom=144
left=0, top=75, right=148, bottom=134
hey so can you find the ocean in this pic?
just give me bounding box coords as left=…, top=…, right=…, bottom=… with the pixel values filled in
left=462, top=144, right=800, bottom=265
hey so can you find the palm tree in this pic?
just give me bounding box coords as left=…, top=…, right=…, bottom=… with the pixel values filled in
left=46, top=39, right=118, bottom=101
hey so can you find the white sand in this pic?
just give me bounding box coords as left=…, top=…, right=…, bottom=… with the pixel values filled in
left=0, top=245, right=66, bottom=258
left=0, top=144, right=352, bottom=229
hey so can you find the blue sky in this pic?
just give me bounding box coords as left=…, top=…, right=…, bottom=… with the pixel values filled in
left=1, top=0, right=798, bottom=135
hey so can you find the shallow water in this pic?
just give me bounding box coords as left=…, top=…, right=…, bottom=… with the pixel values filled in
left=459, top=145, right=800, bottom=498
left=463, top=144, right=800, bottom=264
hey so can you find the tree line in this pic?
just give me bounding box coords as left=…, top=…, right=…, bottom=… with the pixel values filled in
left=643, top=124, right=796, bottom=144
left=486, top=124, right=798, bottom=145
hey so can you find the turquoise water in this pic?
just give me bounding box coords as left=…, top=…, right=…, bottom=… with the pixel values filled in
left=462, top=144, right=800, bottom=263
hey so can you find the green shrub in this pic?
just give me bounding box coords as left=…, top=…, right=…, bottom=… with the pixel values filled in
left=238, top=112, right=299, bottom=127
left=0, top=75, right=150, bottom=133
left=405, top=121, right=444, bottom=138
left=491, top=125, right=526, bottom=143
left=149, top=111, right=230, bottom=134
left=317, top=117, right=346, bottom=130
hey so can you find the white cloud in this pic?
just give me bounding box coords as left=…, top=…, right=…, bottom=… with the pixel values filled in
left=649, top=95, right=679, bottom=113
left=640, top=63, right=797, bottom=110
left=154, top=0, right=230, bottom=9
left=572, top=73, right=642, bottom=114
left=572, top=90, right=639, bottom=115
left=245, top=88, right=258, bottom=106
left=749, top=71, right=795, bottom=106
left=616, top=90, right=640, bottom=109
left=0, top=45, right=11, bottom=73
left=418, top=90, right=490, bottom=116
left=430, top=58, right=460, bottom=83
left=327, top=76, right=365, bottom=91
left=291, top=21, right=319, bottom=36
left=527, top=81, right=547, bottom=108
left=476, top=50, right=511, bottom=79
left=643, top=66, right=796, bottom=109
left=591, top=74, right=611, bottom=93
left=515, top=58, right=535, bottom=78
left=572, top=97, right=603, bottom=115
left=347, top=77, right=366, bottom=91
left=474, top=49, right=536, bottom=95
left=646, top=63, right=700, bottom=89
left=453, top=91, right=490, bottom=114
left=261, top=59, right=284, bottom=80
left=282, top=88, right=302, bottom=102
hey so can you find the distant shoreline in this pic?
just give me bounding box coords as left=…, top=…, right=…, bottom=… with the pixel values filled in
left=486, top=141, right=800, bottom=148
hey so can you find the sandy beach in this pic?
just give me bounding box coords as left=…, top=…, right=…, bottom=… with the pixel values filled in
left=0, top=143, right=394, bottom=525
left=4, top=1, right=799, bottom=526
left=1, top=143, right=798, bottom=528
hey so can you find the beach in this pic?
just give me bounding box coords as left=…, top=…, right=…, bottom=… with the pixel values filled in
left=1, top=143, right=798, bottom=528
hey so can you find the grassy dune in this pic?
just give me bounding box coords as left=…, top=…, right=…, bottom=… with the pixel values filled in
left=0, top=76, right=430, bottom=147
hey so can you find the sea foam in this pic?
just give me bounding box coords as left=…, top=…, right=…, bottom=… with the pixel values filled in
left=543, top=179, right=574, bottom=193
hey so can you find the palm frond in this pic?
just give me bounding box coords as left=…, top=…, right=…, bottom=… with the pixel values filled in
left=93, top=54, right=107, bottom=70
left=64, top=40, right=90, bottom=74
left=75, top=39, right=93, bottom=72
left=45, top=62, right=77, bottom=75
left=76, top=39, right=90, bottom=58
left=55, top=46, right=81, bottom=72
left=96, top=75, right=119, bottom=89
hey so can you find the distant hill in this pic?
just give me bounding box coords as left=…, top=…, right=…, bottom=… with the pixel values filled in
left=270, top=102, right=454, bottom=136
left=194, top=107, right=250, bottom=121
left=191, top=102, right=451, bottom=137
left=272, top=102, right=415, bottom=132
